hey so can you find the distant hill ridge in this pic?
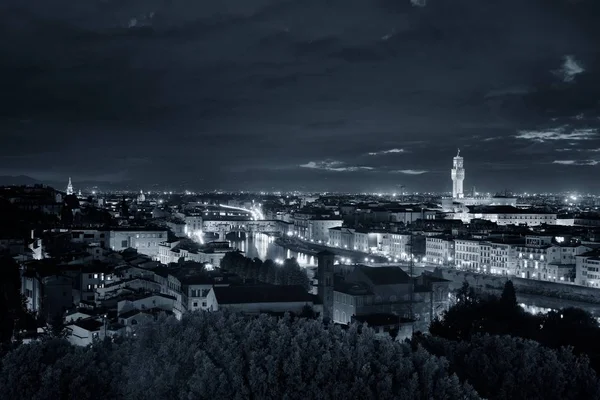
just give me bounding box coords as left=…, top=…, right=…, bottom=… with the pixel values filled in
left=0, top=175, right=45, bottom=186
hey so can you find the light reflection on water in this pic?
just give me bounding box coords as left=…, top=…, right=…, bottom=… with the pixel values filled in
left=229, top=233, right=317, bottom=267
left=227, top=234, right=600, bottom=323
left=519, top=303, right=553, bottom=315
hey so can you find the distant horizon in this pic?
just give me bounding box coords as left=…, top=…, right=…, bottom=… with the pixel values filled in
left=1, top=174, right=596, bottom=198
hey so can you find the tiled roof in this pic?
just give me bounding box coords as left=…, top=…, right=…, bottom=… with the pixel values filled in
left=357, top=265, right=411, bottom=285
left=213, top=285, right=314, bottom=305
left=71, top=318, right=103, bottom=331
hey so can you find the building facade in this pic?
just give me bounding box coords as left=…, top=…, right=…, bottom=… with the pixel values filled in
left=383, top=233, right=412, bottom=260
left=109, top=229, right=168, bottom=258
left=425, top=236, right=455, bottom=266
left=308, top=218, right=343, bottom=243
left=576, top=250, right=600, bottom=287
left=454, top=239, right=482, bottom=271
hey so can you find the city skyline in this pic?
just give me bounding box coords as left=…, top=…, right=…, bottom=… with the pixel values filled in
left=1, top=0, right=600, bottom=193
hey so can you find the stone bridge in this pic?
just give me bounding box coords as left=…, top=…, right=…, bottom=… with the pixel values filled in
left=202, top=220, right=283, bottom=240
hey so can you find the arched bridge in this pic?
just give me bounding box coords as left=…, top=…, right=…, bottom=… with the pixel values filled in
left=202, top=220, right=284, bottom=239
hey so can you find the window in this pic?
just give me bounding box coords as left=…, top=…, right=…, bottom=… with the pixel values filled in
left=94, top=274, right=98, bottom=279
left=121, top=240, right=128, bottom=248
left=202, top=302, right=207, bottom=307
left=193, top=302, right=198, bottom=307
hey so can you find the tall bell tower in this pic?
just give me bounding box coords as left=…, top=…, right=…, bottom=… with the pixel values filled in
left=66, top=177, right=74, bottom=196
left=451, top=149, right=464, bottom=199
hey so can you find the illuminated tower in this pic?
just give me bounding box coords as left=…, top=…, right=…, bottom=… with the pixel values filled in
left=451, top=149, right=464, bottom=199
left=66, top=177, right=74, bottom=196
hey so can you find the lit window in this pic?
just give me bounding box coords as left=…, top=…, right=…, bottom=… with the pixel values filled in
left=94, top=274, right=98, bottom=279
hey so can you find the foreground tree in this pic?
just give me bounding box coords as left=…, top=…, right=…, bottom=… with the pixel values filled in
left=430, top=281, right=600, bottom=372
left=122, top=312, right=479, bottom=400
left=416, top=334, right=600, bottom=400
left=0, top=338, right=125, bottom=400
left=0, top=312, right=480, bottom=400
left=499, top=280, right=517, bottom=310
left=0, top=256, right=30, bottom=351
left=221, top=253, right=311, bottom=289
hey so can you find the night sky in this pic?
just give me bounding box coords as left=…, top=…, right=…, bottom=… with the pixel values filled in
left=2, top=0, right=599, bottom=193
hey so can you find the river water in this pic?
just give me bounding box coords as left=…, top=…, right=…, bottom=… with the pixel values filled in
left=228, top=232, right=318, bottom=266
left=224, top=233, right=600, bottom=319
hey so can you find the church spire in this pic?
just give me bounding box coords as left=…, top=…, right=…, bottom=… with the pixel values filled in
left=66, top=177, right=74, bottom=196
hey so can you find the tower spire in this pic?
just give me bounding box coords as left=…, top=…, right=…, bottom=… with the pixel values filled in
left=66, top=177, right=74, bottom=196
left=451, top=151, right=465, bottom=199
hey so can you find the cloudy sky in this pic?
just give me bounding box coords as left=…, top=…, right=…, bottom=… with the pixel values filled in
left=1, top=0, right=599, bottom=193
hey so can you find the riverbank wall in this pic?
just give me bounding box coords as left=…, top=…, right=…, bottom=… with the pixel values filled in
left=437, top=269, right=600, bottom=315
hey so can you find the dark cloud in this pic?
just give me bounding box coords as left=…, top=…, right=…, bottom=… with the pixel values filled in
left=1, top=0, right=599, bottom=192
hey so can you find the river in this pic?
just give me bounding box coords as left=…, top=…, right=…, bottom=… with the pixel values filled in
left=227, top=232, right=319, bottom=266
left=222, top=233, right=600, bottom=319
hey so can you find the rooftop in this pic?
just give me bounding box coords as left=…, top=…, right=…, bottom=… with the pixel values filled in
left=353, top=313, right=413, bottom=326
left=70, top=318, right=103, bottom=332
left=213, top=285, right=314, bottom=305
left=356, top=265, right=411, bottom=285
left=119, top=307, right=173, bottom=319
left=334, top=280, right=373, bottom=296
left=467, top=205, right=556, bottom=215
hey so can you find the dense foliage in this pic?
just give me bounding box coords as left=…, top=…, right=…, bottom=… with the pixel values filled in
left=0, top=312, right=480, bottom=400
left=0, top=256, right=37, bottom=353
left=415, top=334, right=600, bottom=400
left=221, top=252, right=311, bottom=291
left=0, top=339, right=124, bottom=400
left=431, top=280, right=600, bottom=372
left=3, top=277, right=599, bottom=399
left=0, top=256, right=22, bottom=347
